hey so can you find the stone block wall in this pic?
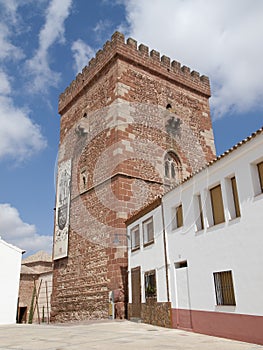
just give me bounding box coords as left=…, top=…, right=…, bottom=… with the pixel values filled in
left=141, top=299, right=171, bottom=328
left=51, top=31, right=216, bottom=322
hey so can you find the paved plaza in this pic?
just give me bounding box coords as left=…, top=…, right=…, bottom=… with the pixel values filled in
left=0, top=320, right=262, bottom=350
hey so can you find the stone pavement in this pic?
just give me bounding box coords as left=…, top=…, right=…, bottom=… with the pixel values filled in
left=0, top=320, right=262, bottom=350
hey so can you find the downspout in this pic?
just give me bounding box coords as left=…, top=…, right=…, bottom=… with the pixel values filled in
left=161, top=200, right=170, bottom=302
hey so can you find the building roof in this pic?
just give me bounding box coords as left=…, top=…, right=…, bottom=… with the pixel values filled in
left=125, top=126, right=263, bottom=225
left=0, top=236, right=24, bottom=254
left=22, top=250, right=52, bottom=264
left=20, top=265, right=37, bottom=275
left=192, top=126, right=263, bottom=176
left=168, top=126, right=263, bottom=191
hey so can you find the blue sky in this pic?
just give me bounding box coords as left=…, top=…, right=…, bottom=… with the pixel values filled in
left=0, top=0, right=262, bottom=256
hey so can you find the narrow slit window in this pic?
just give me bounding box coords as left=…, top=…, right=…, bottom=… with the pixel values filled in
left=196, top=194, right=204, bottom=231
left=257, top=161, right=263, bottom=193
left=231, top=177, right=241, bottom=218
left=176, top=204, right=183, bottom=228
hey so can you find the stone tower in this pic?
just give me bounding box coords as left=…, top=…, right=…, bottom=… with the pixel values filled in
left=51, top=32, right=216, bottom=322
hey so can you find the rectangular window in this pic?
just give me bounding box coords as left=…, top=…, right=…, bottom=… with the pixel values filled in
left=144, top=270, right=157, bottom=299
left=213, top=270, right=236, bottom=306
left=143, top=217, right=154, bottom=245
left=231, top=177, right=241, bottom=218
left=257, top=161, right=263, bottom=193
left=172, top=204, right=183, bottom=230
left=210, top=185, right=225, bottom=225
left=175, top=260, right=188, bottom=269
left=131, top=225, right=140, bottom=251
left=195, top=194, right=204, bottom=231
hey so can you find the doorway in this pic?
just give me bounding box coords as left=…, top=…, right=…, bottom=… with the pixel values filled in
left=175, top=261, right=192, bottom=329
left=131, top=267, right=141, bottom=319
left=17, top=306, right=27, bottom=323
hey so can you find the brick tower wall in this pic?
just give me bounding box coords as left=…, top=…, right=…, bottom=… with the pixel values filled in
left=51, top=32, right=216, bottom=322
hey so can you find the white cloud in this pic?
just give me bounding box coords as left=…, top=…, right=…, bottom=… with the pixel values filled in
left=25, top=0, right=72, bottom=93
left=71, top=39, right=96, bottom=74
left=0, top=70, right=11, bottom=94
left=0, top=22, right=24, bottom=61
left=0, top=203, right=52, bottom=254
left=0, top=71, right=47, bottom=162
left=122, top=0, right=263, bottom=118
left=0, top=0, right=19, bottom=23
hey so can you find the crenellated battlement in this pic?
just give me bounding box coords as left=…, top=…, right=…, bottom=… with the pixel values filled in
left=58, top=31, right=210, bottom=113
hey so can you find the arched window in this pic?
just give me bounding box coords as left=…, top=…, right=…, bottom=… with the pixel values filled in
left=164, top=151, right=182, bottom=185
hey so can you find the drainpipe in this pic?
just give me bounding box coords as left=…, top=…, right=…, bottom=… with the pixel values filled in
left=161, top=200, right=170, bottom=302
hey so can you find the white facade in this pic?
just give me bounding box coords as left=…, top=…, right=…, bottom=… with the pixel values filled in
left=127, top=129, right=263, bottom=344
left=0, top=238, right=23, bottom=324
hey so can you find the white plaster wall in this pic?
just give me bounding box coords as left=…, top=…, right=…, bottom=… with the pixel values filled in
left=164, top=133, right=263, bottom=316
left=0, top=239, right=23, bottom=324
left=128, top=206, right=168, bottom=303
left=128, top=132, right=263, bottom=317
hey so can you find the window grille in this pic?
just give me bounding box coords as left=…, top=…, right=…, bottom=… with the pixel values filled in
left=144, top=270, right=157, bottom=299
left=213, top=270, right=236, bottom=306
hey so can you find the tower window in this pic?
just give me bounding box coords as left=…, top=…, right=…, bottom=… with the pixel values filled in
left=80, top=168, right=87, bottom=192
left=164, top=151, right=182, bottom=184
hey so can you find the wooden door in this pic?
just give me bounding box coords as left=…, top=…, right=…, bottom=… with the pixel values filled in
left=131, top=267, right=141, bottom=318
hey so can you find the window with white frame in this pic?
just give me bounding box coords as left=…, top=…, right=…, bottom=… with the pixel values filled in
left=194, top=194, right=204, bottom=231
left=251, top=160, right=263, bottom=196
left=224, top=176, right=241, bottom=220
left=131, top=225, right=140, bottom=251
left=213, top=270, right=236, bottom=306
left=144, top=270, right=157, bottom=299
left=143, top=217, right=154, bottom=246
left=231, top=177, right=241, bottom=218
left=210, top=184, right=225, bottom=225
left=257, top=161, right=263, bottom=193
left=171, top=204, right=183, bottom=230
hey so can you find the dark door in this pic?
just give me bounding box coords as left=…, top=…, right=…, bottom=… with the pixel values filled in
left=18, top=307, right=27, bottom=323
left=131, top=267, right=141, bottom=318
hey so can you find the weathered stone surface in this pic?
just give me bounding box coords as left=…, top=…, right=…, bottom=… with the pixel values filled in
left=51, top=32, right=216, bottom=323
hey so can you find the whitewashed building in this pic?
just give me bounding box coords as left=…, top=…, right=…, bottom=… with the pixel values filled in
left=0, top=238, right=24, bottom=324
left=127, top=128, right=263, bottom=345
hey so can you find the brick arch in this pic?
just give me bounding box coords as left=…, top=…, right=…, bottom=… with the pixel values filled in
left=164, top=150, right=183, bottom=186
